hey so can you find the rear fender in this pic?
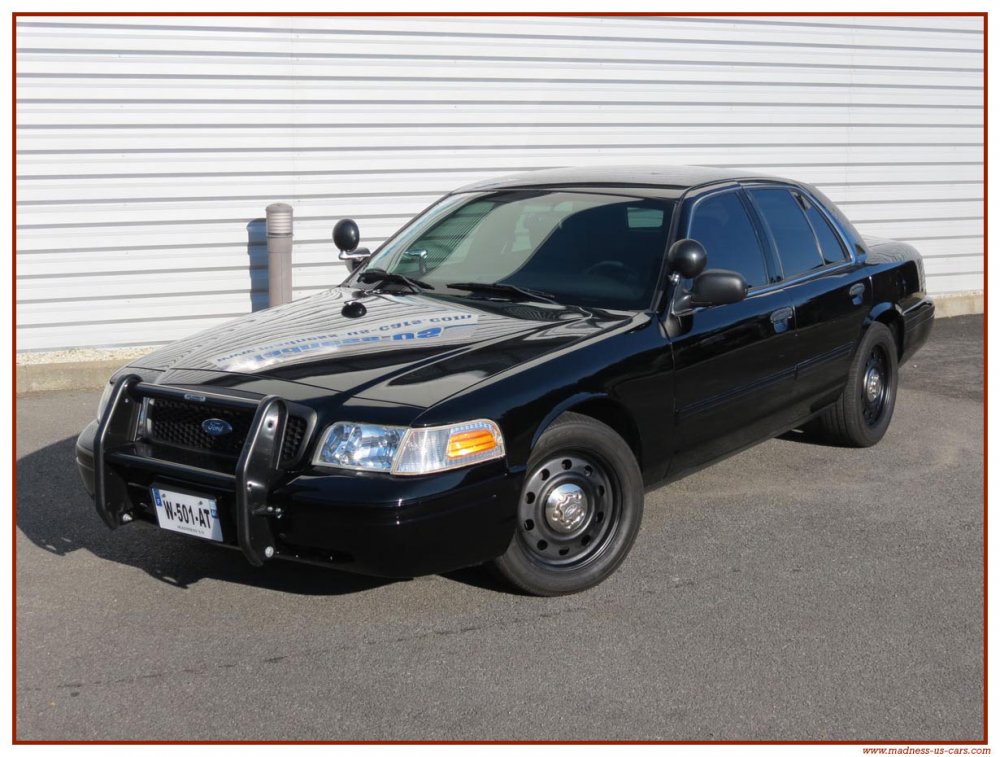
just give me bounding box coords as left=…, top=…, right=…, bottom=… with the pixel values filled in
left=864, top=301, right=905, bottom=357
left=865, top=301, right=904, bottom=327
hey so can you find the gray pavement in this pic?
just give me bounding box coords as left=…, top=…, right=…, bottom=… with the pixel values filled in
left=15, top=316, right=984, bottom=741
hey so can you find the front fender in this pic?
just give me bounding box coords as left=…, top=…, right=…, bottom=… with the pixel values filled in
left=529, top=391, right=610, bottom=449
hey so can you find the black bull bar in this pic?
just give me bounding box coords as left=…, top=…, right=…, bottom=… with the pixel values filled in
left=93, top=374, right=289, bottom=566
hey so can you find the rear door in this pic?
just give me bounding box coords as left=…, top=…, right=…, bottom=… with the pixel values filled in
left=669, top=186, right=799, bottom=472
left=745, top=185, right=868, bottom=415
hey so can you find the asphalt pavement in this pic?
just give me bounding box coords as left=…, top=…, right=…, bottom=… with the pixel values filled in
left=14, top=315, right=984, bottom=741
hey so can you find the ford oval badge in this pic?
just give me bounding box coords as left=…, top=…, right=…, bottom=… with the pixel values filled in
left=202, top=418, right=233, bottom=437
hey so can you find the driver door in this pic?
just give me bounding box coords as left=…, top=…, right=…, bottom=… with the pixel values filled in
left=669, top=187, right=799, bottom=473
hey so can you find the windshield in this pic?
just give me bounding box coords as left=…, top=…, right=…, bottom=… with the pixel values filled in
left=359, top=190, right=676, bottom=310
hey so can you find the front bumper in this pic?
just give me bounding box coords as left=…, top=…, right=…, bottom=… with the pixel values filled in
left=76, top=376, right=521, bottom=578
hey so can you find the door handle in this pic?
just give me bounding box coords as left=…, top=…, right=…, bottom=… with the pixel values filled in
left=770, top=307, right=794, bottom=324
left=769, top=307, right=794, bottom=333
left=849, top=282, right=865, bottom=305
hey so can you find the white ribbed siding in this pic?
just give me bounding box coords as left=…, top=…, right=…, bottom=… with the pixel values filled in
left=15, top=15, right=984, bottom=351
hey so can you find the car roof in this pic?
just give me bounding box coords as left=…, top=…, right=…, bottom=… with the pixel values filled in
left=453, top=164, right=787, bottom=195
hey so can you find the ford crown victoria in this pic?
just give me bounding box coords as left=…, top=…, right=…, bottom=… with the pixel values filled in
left=76, top=166, right=934, bottom=595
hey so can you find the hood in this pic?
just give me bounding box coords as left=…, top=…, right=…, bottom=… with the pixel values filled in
left=132, top=287, right=636, bottom=409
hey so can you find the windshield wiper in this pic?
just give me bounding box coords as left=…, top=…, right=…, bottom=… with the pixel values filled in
left=445, top=281, right=558, bottom=304
left=356, top=268, right=432, bottom=294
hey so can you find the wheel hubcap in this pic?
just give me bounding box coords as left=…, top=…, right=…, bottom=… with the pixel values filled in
left=518, top=452, right=619, bottom=567
left=864, top=366, right=883, bottom=402
left=544, top=483, right=589, bottom=534
left=861, top=345, right=891, bottom=427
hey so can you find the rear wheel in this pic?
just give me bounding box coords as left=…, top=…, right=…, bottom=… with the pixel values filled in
left=816, top=321, right=899, bottom=447
left=491, top=412, right=643, bottom=596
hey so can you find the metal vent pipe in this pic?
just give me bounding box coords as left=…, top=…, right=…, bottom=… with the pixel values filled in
left=265, top=203, right=293, bottom=307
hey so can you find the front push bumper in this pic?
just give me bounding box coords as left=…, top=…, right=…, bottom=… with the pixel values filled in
left=76, top=375, right=522, bottom=578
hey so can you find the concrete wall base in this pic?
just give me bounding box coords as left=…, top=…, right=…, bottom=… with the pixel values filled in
left=931, top=291, right=984, bottom=318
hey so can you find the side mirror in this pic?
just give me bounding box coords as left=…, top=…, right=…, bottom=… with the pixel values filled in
left=333, top=218, right=371, bottom=272
left=690, top=269, right=748, bottom=307
left=667, top=239, right=707, bottom=279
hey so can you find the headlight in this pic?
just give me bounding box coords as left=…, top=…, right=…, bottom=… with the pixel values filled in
left=313, top=423, right=406, bottom=472
left=313, top=419, right=505, bottom=475
left=96, top=381, right=114, bottom=421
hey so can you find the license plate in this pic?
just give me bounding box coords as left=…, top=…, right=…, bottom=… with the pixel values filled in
left=150, top=486, right=223, bottom=542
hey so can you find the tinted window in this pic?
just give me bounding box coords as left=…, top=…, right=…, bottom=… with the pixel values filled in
left=750, top=188, right=824, bottom=278
left=688, top=191, right=769, bottom=287
left=802, top=200, right=848, bottom=264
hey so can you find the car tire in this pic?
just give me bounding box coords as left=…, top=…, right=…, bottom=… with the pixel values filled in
left=816, top=321, right=899, bottom=447
left=491, top=412, right=644, bottom=596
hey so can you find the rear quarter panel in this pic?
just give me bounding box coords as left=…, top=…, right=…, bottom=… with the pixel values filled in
left=864, top=236, right=934, bottom=361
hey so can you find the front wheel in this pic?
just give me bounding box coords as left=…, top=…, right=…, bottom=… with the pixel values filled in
left=491, top=412, right=644, bottom=596
left=816, top=321, right=899, bottom=447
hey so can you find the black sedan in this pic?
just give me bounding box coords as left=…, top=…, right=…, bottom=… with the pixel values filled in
left=76, top=165, right=934, bottom=595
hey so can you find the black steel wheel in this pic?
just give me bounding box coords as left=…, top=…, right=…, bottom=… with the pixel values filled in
left=860, top=343, right=892, bottom=427
left=518, top=451, right=620, bottom=568
left=816, top=321, right=899, bottom=447
left=492, top=412, right=643, bottom=596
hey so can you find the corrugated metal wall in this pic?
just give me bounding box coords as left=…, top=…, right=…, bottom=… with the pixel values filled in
left=15, top=15, right=984, bottom=352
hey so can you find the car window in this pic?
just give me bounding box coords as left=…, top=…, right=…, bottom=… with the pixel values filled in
left=365, top=190, right=676, bottom=310
left=801, top=199, right=849, bottom=265
left=749, top=188, right=825, bottom=278
left=688, top=191, right=769, bottom=287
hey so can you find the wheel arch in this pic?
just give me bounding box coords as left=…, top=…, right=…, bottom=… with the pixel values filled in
left=866, top=302, right=905, bottom=359
left=530, top=393, right=643, bottom=471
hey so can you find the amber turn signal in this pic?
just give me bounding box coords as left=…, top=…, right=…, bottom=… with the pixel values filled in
left=446, top=428, right=499, bottom=459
